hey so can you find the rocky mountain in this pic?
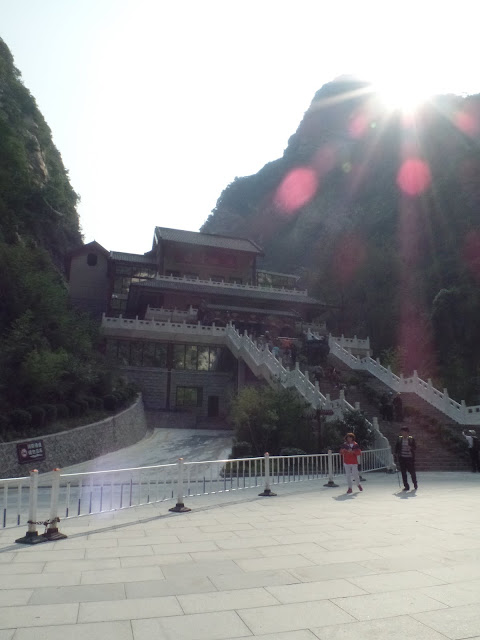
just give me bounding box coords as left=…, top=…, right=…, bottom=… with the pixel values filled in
left=202, top=76, right=480, bottom=402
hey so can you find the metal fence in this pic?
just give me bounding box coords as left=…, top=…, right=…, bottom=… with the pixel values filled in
left=1, top=448, right=392, bottom=542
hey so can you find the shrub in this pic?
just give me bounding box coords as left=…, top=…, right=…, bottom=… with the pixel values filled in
left=76, top=398, right=89, bottom=415
left=230, top=441, right=253, bottom=459
left=94, top=397, right=104, bottom=410
left=27, top=405, right=45, bottom=428
left=42, top=404, right=57, bottom=423
left=103, top=394, right=118, bottom=411
left=9, top=409, right=32, bottom=429
left=279, top=447, right=307, bottom=456
left=85, top=396, right=97, bottom=409
left=66, top=401, right=81, bottom=417
left=55, top=404, right=69, bottom=419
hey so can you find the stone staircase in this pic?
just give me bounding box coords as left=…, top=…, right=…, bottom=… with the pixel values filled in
left=326, top=355, right=470, bottom=472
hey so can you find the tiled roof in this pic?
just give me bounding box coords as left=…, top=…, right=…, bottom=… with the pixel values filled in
left=154, top=227, right=263, bottom=255
left=131, top=277, right=324, bottom=306
left=110, top=252, right=156, bottom=265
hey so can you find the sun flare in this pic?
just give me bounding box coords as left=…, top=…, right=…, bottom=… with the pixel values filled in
left=374, top=78, right=433, bottom=113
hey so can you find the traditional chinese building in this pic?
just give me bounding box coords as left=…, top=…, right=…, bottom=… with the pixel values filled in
left=67, top=227, right=327, bottom=419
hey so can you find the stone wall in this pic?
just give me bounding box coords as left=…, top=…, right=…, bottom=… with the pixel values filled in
left=0, top=396, right=148, bottom=479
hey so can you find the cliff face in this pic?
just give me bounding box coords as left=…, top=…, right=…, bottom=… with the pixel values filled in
left=0, top=37, right=82, bottom=266
left=202, top=77, right=480, bottom=400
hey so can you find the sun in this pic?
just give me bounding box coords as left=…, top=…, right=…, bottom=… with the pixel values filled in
left=373, top=78, right=433, bottom=113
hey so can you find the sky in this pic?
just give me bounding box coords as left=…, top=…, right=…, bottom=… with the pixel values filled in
left=1, top=0, right=480, bottom=254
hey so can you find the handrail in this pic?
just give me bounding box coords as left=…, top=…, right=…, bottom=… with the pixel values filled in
left=153, top=273, right=308, bottom=296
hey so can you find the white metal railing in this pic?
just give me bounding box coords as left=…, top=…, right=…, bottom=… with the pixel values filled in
left=1, top=448, right=392, bottom=536
left=153, top=273, right=308, bottom=296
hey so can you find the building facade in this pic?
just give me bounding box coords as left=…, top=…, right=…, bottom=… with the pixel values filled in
left=67, top=227, right=327, bottom=419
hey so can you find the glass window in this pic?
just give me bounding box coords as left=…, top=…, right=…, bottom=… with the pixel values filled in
left=154, top=343, right=167, bottom=367
left=117, top=341, right=130, bottom=365
left=87, top=253, right=98, bottom=266
left=197, top=346, right=209, bottom=371
left=106, top=339, right=118, bottom=360
left=176, top=386, right=203, bottom=408
left=173, top=344, right=185, bottom=369
left=185, top=345, right=198, bottom=370
left=209, top=347, right=220, bottom=371
left=142, top=342, right=156, bottom=367
left=130, top=342, right=143, bottom=366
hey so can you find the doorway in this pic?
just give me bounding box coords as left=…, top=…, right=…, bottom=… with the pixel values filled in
left=207, top=395, right=219, bottom=417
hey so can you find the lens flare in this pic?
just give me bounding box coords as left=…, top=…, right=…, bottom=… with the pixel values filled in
left=274, top=167, right=318, bottom=213
left=396, top=158, right=432, bottom=196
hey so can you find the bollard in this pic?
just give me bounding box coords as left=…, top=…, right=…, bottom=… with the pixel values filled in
left=258, top=452, right=277, bottom=496
left=15, top=470, right=47, bottom=544
left=323, top=450, right=339, bottom=488
left=44, top=469, right=67, bottom=541
left=169, top=458, right=191, bottom=513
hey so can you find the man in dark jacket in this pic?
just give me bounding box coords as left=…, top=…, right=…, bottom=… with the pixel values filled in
left=394, top=426, right=418, bottom=491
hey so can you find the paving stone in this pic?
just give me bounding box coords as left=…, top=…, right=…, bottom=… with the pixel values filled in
left=0, top=603, right=78, bottom=629
left=29, top=582, right=126, bottom=605
left=414, top=603, right=480, bottom=639
left=78, top=594, right=182, bottom=622
left=209, top=569, right=300, bottom=591
left=266, top=578, right=366, bottom=603
left=316, top=614, right=450, bottom=640
left=178, top=587, right=278, bottom=613
left=237, top=600, right=354, bottom=635
left=331, top=590, right=448, bottom=621
left=132, top=610, right=251, bottom=640
left=12, top=621, right=133, bottom=640
left=125, top=576, right=215, bottom=599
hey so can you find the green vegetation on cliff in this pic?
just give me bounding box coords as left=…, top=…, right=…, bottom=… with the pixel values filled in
left=0, top=38, right=130, bottom=440
left=203, top=77, right=480, bottom=402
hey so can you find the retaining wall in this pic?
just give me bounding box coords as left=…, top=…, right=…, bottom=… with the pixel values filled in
left=0, top=396, right=148, bottom=478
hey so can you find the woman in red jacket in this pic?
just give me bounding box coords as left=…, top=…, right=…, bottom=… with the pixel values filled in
left=340, top=433, right=363, bottom=494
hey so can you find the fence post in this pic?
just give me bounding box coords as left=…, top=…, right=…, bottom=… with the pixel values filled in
left=15, top=470, right=47, bottom=544
left=258, top=453, right=277, bottom=496
left=169, top=458, right=191, bottom=512
left=44, top=469, right=67, bottom=541
left=323, top=449, right=339, bottom=487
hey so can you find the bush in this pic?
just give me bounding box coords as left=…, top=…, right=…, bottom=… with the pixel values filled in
left=9, top=409, right=32, bottom=429
left=231, top=441, right=253, bottom=459
left=66, top=401, right=81, bottom=417
left=94, top=397, right=104, bottom=410
left=42, top=404, right=57, bottom=423
left=103, top=394, right=118, bottom=411
left=279, top=447, right=307, bottom=456
left=76, top=398, right=89, bottom=415
left=27, top=405, right=45, bottom=428
left=55, top=404, right=69, bottom=419
left=85, top=396, right=97, bottom=410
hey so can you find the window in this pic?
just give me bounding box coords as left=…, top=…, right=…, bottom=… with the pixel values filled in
left=87, top=253, right=98, bottom=266
left=185, top=345, right=198, bottom=370
left=210, top=275, right=224, bottom=283
left=229, top=277, right=242, bottom=284
left=166, top=270, right=181, bottom=277
left=173, top=344, right=185, bottom=369
left=130, top=342, right=143, bottom=367
left=176, top=386, right=203, bottom=408
left=197, top=346, right=209, bottom=371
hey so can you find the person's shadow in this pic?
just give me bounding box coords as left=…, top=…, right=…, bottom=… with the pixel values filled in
left=394, top=489, right=417, bottom=499
left=334, top=493, right=359, bottom=501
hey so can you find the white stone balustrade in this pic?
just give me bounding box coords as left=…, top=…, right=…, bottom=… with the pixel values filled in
left=153, top=273, right=308, bottom=296
left=328, top=335, right=480, bottom=425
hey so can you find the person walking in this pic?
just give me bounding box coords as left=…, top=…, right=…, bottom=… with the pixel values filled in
left=462, top=429, right=480, bottom=472
left=394, top=426, right=418, bottom=491
left=340, top=433, right=363, bottom=494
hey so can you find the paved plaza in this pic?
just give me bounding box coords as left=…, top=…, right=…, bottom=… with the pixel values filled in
left=0, top=471, right=479, bottom=640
